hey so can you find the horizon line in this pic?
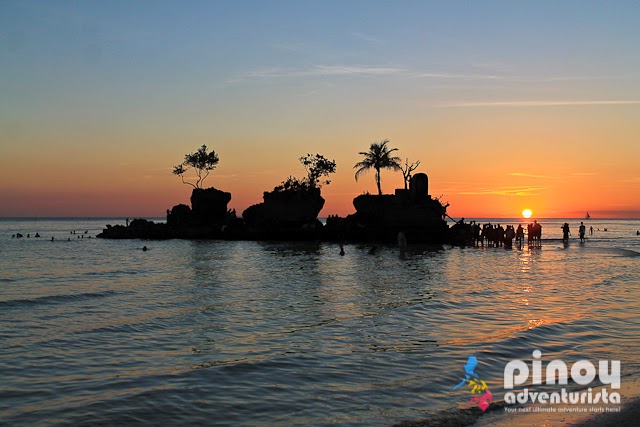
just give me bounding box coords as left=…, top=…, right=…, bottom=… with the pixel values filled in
left=1, top=216, right=639, bottom=221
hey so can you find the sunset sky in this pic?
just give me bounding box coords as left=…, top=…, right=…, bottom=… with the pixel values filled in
left=2, top=1, right=639, bottom=218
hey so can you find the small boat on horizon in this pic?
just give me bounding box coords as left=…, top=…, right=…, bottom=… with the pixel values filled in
left=585, top=212, right=591, bottom=219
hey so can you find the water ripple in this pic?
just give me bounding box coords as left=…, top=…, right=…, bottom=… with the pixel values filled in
left=1, top=219, right=639, bottom=426
left=0, top=290, right=118, bottom=309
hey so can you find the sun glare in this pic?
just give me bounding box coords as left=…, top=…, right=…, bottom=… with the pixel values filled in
left=522, top=209, right=533, bottom=219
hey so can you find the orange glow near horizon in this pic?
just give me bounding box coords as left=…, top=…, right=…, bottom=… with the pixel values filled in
left=522, top=209, right=533, bottom=219
left=1, top=150, right=639, bottom=219
left=1, top=127, right=640, bottom=219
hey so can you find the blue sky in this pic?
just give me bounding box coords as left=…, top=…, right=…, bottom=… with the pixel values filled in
left=4, top=1, right=639, bottom=102
left=2, top=1, right=640, bottom=217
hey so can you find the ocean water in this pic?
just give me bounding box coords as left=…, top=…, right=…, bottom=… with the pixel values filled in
left=0, top=218, right=639, bottom=426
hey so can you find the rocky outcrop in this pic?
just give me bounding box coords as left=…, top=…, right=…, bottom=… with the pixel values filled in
left=190, top=187, right=231, bottom=226
left=335, top=173, right=448, bottom=243
left=97, top=219, right=170, bottom=239
left=242, top=187, right=325, bottom=228
left=98, top=174, right=454, bottom=244
left=99, top=187, right=231, bottom=239
left=166, top=204, right=192, bottom=229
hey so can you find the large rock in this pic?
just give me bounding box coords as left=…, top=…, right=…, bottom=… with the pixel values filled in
left=166, top=203, right=193, bottom=229
left=347, top=172, right=448, bottom=242
left=352, top=193, right=446, bottom=227
left=242, top=187, right=324, bottom=228
left=190, top=187, right=231, bottom=226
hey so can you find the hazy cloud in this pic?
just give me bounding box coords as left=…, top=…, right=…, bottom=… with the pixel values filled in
left=459, top=186, right=546, bottom=196
left=410, top=72, right=503, bottom=80
left=230, top=65, right=405, bottom=82
left=352, top=32, right=383, bottom=44
left=313, top=65, right=405, bottom=76
left=528, top=72, right=640, bottom=82
left=444, top=100, right=640, bottom=108
left=231, top=65, right=510, bottom=83
left=510, top=172, right=558, bottom=179
left=618, top=177, right=640, bottom=183
left=266, top=42, right=308, bottom=53
left=231, top=65, right=640, bottom=96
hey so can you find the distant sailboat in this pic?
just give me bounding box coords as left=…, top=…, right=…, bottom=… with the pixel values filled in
left=585, top=212, right=591, bottom=219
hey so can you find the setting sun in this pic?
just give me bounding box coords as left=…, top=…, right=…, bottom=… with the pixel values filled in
left=522, top=209, right=533, bottom=219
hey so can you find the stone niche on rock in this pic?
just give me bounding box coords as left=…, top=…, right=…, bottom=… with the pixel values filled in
left=190, top=187, right=232, bottom=226
left=242, top=187, right=325, bottom=228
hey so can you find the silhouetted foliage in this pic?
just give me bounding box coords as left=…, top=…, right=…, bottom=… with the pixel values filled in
left=300, top=153, right=337, bottom=188
left=274, top=176, right=310, bottom=192
left=274, top=154, right=337, bottom=193
left=353, top=139, right=402, bottom=195
left=435, top=194, right=450, bottom=210
left=401, top=158, right=421, bottom=190
left=172, top=145, right=220, bottom=189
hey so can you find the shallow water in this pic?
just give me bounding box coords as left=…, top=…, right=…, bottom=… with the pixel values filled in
left=1, top=218, right=639, bottom=425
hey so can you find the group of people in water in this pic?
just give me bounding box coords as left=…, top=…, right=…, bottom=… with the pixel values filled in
left=464, top=220, right=608, bottom=249
left=467, top=220, right=543, bottom=249
left=11, top=230, right=91, bottom=242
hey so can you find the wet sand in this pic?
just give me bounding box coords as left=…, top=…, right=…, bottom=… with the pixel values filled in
left=471, top=375, right=640, bottom=427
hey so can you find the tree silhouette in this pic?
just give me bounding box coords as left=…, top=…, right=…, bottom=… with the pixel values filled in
left=274, top=153, right=337, bottom=192
left=400, top=158, right=421, bottom=190
left=354, top=139, right=402, bottom=195
left=300, top=153, right=337, bottom=188
left=172, top=145, right=220, bottom=189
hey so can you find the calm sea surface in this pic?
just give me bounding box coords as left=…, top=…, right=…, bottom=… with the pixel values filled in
left=1, top=218, right=639, bottom=426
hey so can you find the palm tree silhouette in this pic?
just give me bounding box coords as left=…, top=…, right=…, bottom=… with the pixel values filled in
left=354, top=139, right=402, bottom=195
